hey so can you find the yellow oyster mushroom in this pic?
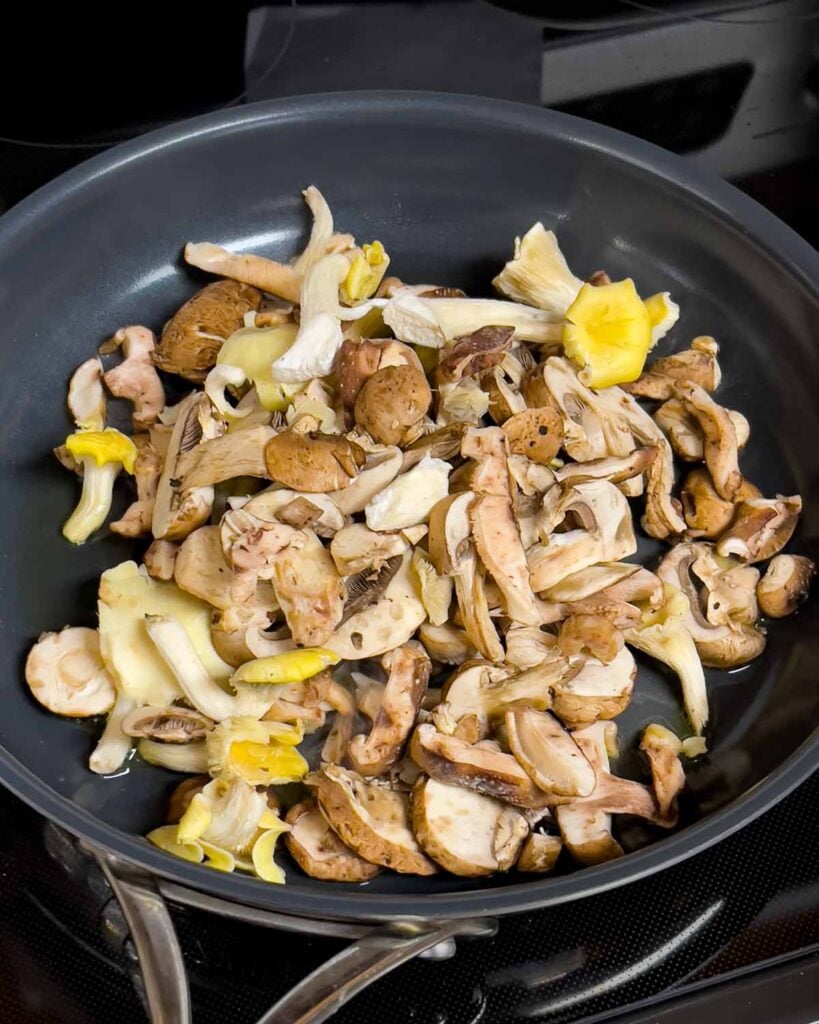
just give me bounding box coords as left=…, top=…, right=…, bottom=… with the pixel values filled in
left=230, top=649, right=340, bottom=686
left=341, top=241, right=390, bottom=304
left=62, top=428, right=138, bottom=543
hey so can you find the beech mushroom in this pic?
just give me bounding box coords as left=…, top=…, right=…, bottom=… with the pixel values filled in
left=757, top=554, right=815, bottom=618
left=103, top=326, right=165, bottom=428
left=505, top=709, right=596, bottom=797
left=717, top=495, right=802, bottom=563
left=348, top=644, right=431, bottom=775
left=311, top=765, right=438, bottom=875
left=410, top=724, right=552, bottom=808
left=25, top=627, right=116, bottom=717
left=674, top=383, right=741, bottom=500
left=412, top=777, right=529, bottom=877
left=285, top=801, right=381, bottom=881
left=154, top=280, right=262, bottom=382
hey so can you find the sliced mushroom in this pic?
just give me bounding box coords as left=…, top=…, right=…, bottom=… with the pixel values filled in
left=103, top=326, right=165, bottom=428
left=154, top=280, right=262, bottom=382
left=436, top=326, right=515, bottom=383
left=550, top=647, right=636, bottom=729
left=505, top=709, right=596, bottom=797
left=121, top=705, right=213, bottom=743
left=655, top=398, right=750, bottom=463
left=528, top=480, right=637, bottom=593
left=717, top=495, right=802, bottom=563
left=68, top=357, right=106, bottom=430
left=285, top=801, right=382, bottom=881
left=674, top=382, right=741, bottom=500
left=263, top=429, right=366, bottom=493
left=152, top=394, right=214, bottom=541
left=326, top=550, right=427, bottom=660
left=557, top=614, right=623, bottom=664
left=480, top=360, right=527, bottom=424
left=328, top=446, right=403, bottom=514
left=680, top=467, right=737, bottom=538
left=267, top=529, right=345, bottom=646
left=330, top=523, right=408, bottom=576
left=348, top=645, right=431, bottom=775
left=624, top=336, right=721, bottom=400
left=757, top=554, right=815, bottom=618
left=460, top=425, right=513, bottom=498
left=470, top=494, right=541, bottom=626
left=412, top=777, right=529, bottom=876
left=410, top=723, right=552, bottom=808
left=174, top=524, right=277, bottom=615
left=364, top=456, right=451, bottom=532
left=503, top=623, right=558, bottom=671
left=322, top=712, right=355, bottom=765
left=417, top=622, right=475, bottom=665
left=342, top=555, right=404, bottom=622
left=110, top=443, right=162, bottom=538
left=143, top=539, right=178, bottom=581
left=354, top=364, right=432, bottom=446
left=25, top=627, right=116, bottom=717
left=640, top=724, right=685, bottom=821
left=516, top=832, right=562, bottom=873
left=541, top=563, right=642, bottom=603
left=174, top=425, right=275, bottom=490
left=311, top=765, right=438, bottom=875
left=553, top=446, right=656, bottom=488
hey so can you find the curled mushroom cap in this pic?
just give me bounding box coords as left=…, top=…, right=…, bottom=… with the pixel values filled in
left=674, top=382, right=741, bottom=500
left=265, top=430, right=366, bottom=493
left=103, top=326, right=165, bottom=428
left=121, top=705, right=213, bottom=743
left=412, top=776, right=529, bottom=877
left=550, top=647, right=636, bottom=730
left=354, top=364, right=432, bottom=446
left=557, top=614, right=624, bottom=665
left=624, top=337, right=721, bottom=400
left=717, top=495, right=802, bottom=563
left=505, top=709, right=596, bottom=797
left=26, top=627, right=116, bottom=718
left=757, top=554, right=815, bottom=618
left=154, top=280, right=262, bottom=382
left=311, top=765, right=438, bottom=875
left=285, top=801, right=382, bottom=882
left=410, top=723, right=552, bottom=808
left=348, top=644, right=431, bottom=776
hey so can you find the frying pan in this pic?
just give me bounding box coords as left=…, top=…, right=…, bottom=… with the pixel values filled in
left=0, top=93, right=817, bottom=1022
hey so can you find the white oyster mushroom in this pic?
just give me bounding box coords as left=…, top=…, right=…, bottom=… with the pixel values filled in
left=89, top=694, right=136, bottom=775
left=365, top=456, right=451, bottom=532
left=492, top=222, right=584, bottom=315
left=67, top=357, right=106, bottom=431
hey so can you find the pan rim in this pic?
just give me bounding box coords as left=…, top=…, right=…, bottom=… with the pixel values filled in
left=0, top=90, right=817, bottom=921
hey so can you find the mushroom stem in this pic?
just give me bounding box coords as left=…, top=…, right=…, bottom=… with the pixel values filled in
left=144, top=615, right=236, bottom=720
left=89, top=693, right=136, bottom=775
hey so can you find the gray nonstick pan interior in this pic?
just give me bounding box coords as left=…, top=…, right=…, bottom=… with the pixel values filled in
left=0, top=93, right=816, bottom=922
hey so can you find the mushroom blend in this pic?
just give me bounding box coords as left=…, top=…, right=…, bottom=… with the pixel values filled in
left=28, top=187, right=814, bottom=885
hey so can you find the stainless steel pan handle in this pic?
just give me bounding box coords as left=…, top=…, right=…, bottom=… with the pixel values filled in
left=92, top=846, right=495, bottom=1024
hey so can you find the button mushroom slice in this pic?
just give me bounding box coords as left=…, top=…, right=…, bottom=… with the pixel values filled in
left=342, top=555, right=404, bottom=623
left=284, top=801, right=382, bottom=882
left=103, top=326, right=165, bottom=429
left=504, top=624, right=558, bottom=671
left=717, top=495, right=802, bottom=563
left=326, top=550, right=427, bottom=660
left=428, top=491, right=504, bottom=662
left=624, top=336, right=722, bottom=400
left=330, top=523, right=408, bottom=576
left=173, top=425, right=275, bottom=491
left=410, top=724, right=553, bottom=808
left=184, top=242, right=301, bottom=303
left=557, top=614, right=624, bottom=664
left=267, top=529, right=345, bottom=647
left=541, top=563, right=642, bottom=603
left=550, top=647, right=636, bottom=730
left=311, top=765, right=438, bottom=875
left=327, top=446, right=403, bottom=514
left=516, top=832, right=562, bottom=873
left=174, top=524, right=278, bottom=615
left=383, top=293, right=561, bottom=349
left=470, top=494, right=541, bottom=626
left=155, top=280, right=263, bottom=382
left=348, top=645, right=431, bottom=776
left=152, top=394, right=214, bottom=541
left=505, top=709, right=596, bottom=797
left=412, top=777, right=529, bottom=877
left=68, top=357, right=106, bottom=431
left=25, top=627, right=117, bottom=718
left=110, top=443, right=163, bottom=538
left=757, top=554, right=816, bottom=618
left=121, top=705, right=213, bottom=743
left=674, top=382, right=741, bottom=500
left=640, top=725, right=685, bottom=823
left=528, top=480, right=638, bottom=593
left=654, top=398, right=750, bottom=463
left=553, top=446, right=657, bottom=488
left=479, top=360, right=528, bottom=425
left=436, top=326, right=516, bottom=383
left=143, top=540, right=178, bottom=581
left=354, top=364, right=432, bottom=446
left=264, top=429, right=366, bottom=493
left=460, top=425, right=513, bottom=498
left=418, top=623, right=475, bottom=665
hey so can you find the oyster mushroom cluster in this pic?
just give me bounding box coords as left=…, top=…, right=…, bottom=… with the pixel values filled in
left=27, top=188, right=813, bottom=885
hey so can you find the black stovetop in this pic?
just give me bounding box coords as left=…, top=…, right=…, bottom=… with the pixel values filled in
left=1, top=3, right=817, bottom=1022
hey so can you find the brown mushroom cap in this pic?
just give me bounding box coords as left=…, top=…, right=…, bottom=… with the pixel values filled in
left=354, top=364, right=432, bottom=446
left=501, top=406, right=564, bottom=466
left=505, top=709, right=596, bottom=797
left=410, top=724, right=553, bottom=808
left=624, top=337, right=721, bottom=400
left=557, top=614, right=624, bottom=664
left=469, top=494, right=541, bottom=626
left=154, top=280, right=262, bottom=382
left=348, top=644, right=431, bottom=776
left=412, top=776, right=529, bottom=877
left=121, top=705, right=213, bottom=743
left=757, top=554, right=815, bottom=618
left=436, top=326, right=515, bottom=383
left=717, top=496, right=802, bottom=563
left=516, top=832, right=562, bottom=873
left=336, top=339, right=384, bottom=409
left=550, top=647, right=636, bottom=729
left=680, top=467, right=737, bottom=538
left=265, top=430, right=366, bottom=493
left=311, top=765, right=438, bottom=875
left=165, top=775, right=210, bottom=824
left=674, top=382, right=741, bottom=500
left=285, top=801, right=382, bottom=882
